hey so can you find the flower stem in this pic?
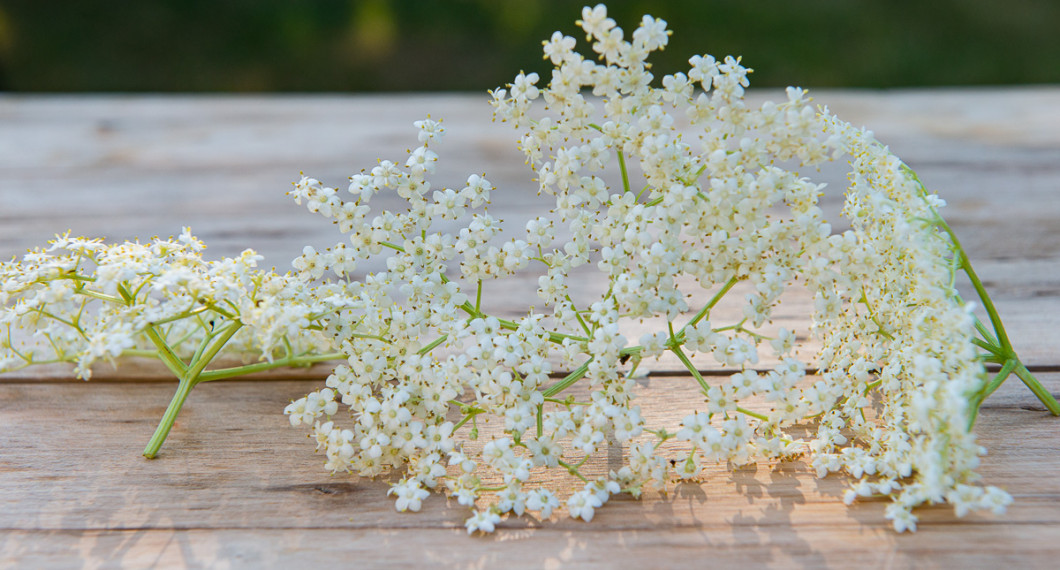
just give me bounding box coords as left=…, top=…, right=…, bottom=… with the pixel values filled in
left=142, top=320, right=244, bottom=458
left=968, top=359, right=1018, bottom=429
left=680, top=275, right=738, bottom=335
left=196, top=352, right=344, bottom=382
left=543, top=360, right=592, bottom=398
left=669, top=337, right=710, bottom=394
left=736, top=406, right=769, bottom=422
left=557, top=458, right=589, bottom=482
left=143, top=374, right=196, bottom=458
left=948, top=224, right=1058, bottom=416
left=617, top=150, right=631, bottom=195
left=1014, top=361, right=1060, bottom=416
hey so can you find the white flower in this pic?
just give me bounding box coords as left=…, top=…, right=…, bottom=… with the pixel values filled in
left=542, top=31, right=576, bottom=64
left=465, top=510, right=502, bottom=534
left=269, top=4, right=1021, bottom=537
left=632, top=15, right=669, bottom=52
left=578, top=4, right=615, bottom=39
left=567, top=489, right=603, bottom=522
left=389, top=479, right=430, bottom=512
left=413, top=117, right=445, bottom=143
left=526, top=437, right=562, bottom=468
left=510, top=72, right=540, bottom=101
left=526, top=488, right=560, bottom=519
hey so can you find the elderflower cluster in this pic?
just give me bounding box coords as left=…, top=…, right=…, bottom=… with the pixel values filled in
left=0, top=228, right=334, bottom=380
left=284, top=5, right=1009, bottom=533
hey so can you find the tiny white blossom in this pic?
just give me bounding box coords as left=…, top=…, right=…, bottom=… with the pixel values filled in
left=465, top=510, right=502, bottom=534
left=389, top=479, right=430, bottom=512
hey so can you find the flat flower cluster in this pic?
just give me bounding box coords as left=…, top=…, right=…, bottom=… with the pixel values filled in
left=283, top=5, right=1016, bottom=533
left=0, top=229, right=342, bottom=456
left=1, top=229, right=336, bottom=376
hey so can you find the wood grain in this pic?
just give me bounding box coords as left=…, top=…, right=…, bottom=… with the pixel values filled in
left=1, top=90, right=1059, bottom=568
left=1, top=376, right=1057, bottom=568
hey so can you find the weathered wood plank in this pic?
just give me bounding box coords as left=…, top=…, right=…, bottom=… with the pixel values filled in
left=2, top=375, right=1059, bottom=567
left=3, top=525, right=1059, bottom=570
left=1, top=377, right=1057, bottom=540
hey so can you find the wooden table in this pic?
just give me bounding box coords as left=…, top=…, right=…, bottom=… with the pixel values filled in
left=2, top=90, right=1059, bottom=568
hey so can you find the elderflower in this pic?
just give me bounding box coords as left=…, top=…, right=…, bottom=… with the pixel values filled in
left=1, top=229, right=343, bottom=457
left=465, top=509, right=502, bottom=534
left=279, top=4, right=1050, bottom=535
left=389, top=478, right=431, bottom=512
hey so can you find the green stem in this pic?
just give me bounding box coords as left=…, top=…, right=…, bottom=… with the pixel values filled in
left=417, top=335, right=448, bottom=356
left=735, top=407, right=770, bottom=422
left=617, top=150, right=631, bottom=195
left=968, top=359, right=1018, bottom=428
left=563, top=295, right=593, bottom=337
left=142, top=321, right=243, bottom=458
left=41, top=332, right=66, bottom=360
left=557, top=458, right=588, bottom=482
left=143, top=373, right=196, bottom=458
left=187, top=322, right=243, bottom=380
left=670, top=341, right=711, bottom=394
left=188, top=324, right=216, bottom=367
left=116, top=282, right=189, bottom=377
left=940, top=218, right=1059, bottom=414
left=536, top=403, right=544, bottom=438
left=956, top=248, right=1011, bottom=351
left=380, top=241, right=405, bottom=253
left=452, top=407, right=484, bottom=431
left=197, top=352, right=344, bottom=382
left=44, top=272, right=96, bottom=284
left=495, top=317, right=573, bottom=342
left=680, top=276, right=739, bottom=335
left=860, top=289, right=895, bottom=340
left=142, top=326, right=188, bottom=377
left=28, top=307, right=79, bottom=331
left=148, top=304, right=211, bottom=327
left=971, top=338, right=1005, bottom=357
left=3, top=329, right=34, bottom=363
left=73, top=288, right=125, bottom=304
left=475, top=279, right=483, bottom=313
left=1014, top=361, right=1060, bottom=416
left=543, top=360, right=592, bottom=398
left=973, top=316, right=1000, bottom=347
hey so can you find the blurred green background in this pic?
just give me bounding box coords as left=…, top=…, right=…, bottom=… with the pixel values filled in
left=0, top=0, right=1057, bottom=92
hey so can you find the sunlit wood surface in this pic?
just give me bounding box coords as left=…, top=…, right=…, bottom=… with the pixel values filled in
left=2, top=89, right=1059, bottom=568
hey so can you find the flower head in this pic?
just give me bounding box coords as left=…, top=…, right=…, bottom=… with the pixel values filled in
left=279, top=3, right=1016, bottom=535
